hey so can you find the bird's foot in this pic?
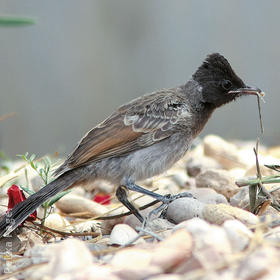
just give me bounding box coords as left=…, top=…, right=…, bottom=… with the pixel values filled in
left=145, top=191, right=194, bottom=224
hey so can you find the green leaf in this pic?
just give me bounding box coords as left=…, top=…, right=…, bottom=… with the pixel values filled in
left=47, top=190, right=71, bottom=207
left=0, top=16, right=35, bottom=26
left=20, top=185, right=35, bottom=195
left=29, top=154, right=36, bottom=162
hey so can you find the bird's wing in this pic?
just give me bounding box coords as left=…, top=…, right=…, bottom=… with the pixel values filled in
left=59, top=90, right=190, bottom=171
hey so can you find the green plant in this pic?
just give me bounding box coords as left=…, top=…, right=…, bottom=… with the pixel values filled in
left=19, top=152, right=70, bottom=226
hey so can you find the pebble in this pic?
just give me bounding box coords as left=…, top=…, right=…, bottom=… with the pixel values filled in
left=44, top=213, right=72, bottom=232
left=48, top=238, right=94, bottom=276
left=186, top=156, right=221, bottom=177
left=109, top=224, right=144, bottom=245
left=203, top=135, right=245, bottom=169
left=203, top=204, right=259, bottom=226
left=173, top=217, right=211, bottom=235
left=230, top=187, right=249, bottom=210
left=223, top=219, right=253, bottom=252
left=187, top=187, right=228, bottom=204
left=150, top=229, right=192, bottom=271
left=173, top=219, right=232, bottom=273
left=55, top=193, right=108, bottom=216
left=169, top=171, right=189, bottom=188
left=196, top=169, right=239, bottom=199
left=111, top=248, right=160, bottom=280
left=166, top=197, right=205, bottom=223
left=237, top=246, right=280, bottom=280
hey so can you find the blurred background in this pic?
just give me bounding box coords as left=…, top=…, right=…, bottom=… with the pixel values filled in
left=0, top=0, right=279, bottom=158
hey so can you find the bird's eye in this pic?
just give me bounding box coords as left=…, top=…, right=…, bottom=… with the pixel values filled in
left=222, top=80, right=232, bottom=90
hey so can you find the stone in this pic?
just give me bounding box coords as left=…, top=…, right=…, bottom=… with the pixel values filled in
left=166, top=197, right=205, bottom=224
left=223, top=219, right=253, bottom=252
left=203, top=135, right=245, bottom=169
left=48, top=238, right=94, bottom=276
left=237, top=246, right=280, bottom=280
left=44, top=213, right=72, bottom=232
left=150, top=229, right=192, bottom=271
left=186, top=156, right=221, bottom=177
left=203, top=204, right=259, bottom=226
left=196, top=169, right=239, bottom=199
left=230, top=187, right=249, bottom=210
left=187, top=188, right=228, bottom=204
left=55, top=193, right=108, bottom=216
left=109, top=224, right=144, bottom=245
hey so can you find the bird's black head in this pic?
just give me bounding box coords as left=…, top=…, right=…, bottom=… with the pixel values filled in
left=193, top=53, right=263, bottom=107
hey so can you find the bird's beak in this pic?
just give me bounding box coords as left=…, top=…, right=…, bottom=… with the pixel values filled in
left=228, top=86, right=265, bottom=97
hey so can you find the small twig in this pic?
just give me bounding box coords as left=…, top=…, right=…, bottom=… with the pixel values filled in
left=257, top=95, right=264, bottom=134
left=30, top=222, right=100, bottom=238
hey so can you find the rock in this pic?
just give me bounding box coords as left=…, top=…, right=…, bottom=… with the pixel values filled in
left=237, top=246, right=280, bottom=280
left=203, top=204, right=259, bottom=226
left=264, top=226, right=280, bottom=243
left=111, top=229, right=192, bottom=279
left=166, top=197, right=205, bottom=223
left=187, top=188, right=228, bottom=204
left=110, top=224, right=144, bottom=245
left=55, top=193, right=108, bottom=216
left=169, top=171, right=189, bottom=188
left=245, top=164, right=278, bottom=177
left=68, top=186, right=86, bottom=196
left=230, top=187, right=249, bottom=210
left=24, top=243, right=54, bottom=264
left=173, top=217, right=211, bottom=235
left=186, top=156, right=221, bottom=177
left=148, top=275, right=181, bottom=280
left=203, top=135, right=245, bottom=169
left=228, top=168, right=246, bottom=179
left=196, top=169, right=239, bottom=199
left=173, top=220, right=232, bottom=273
left=223, top=220, right=253, bottom=252
left=111, top=248, right=160, bottom=280
left=150, top=229, right=192, bottom=271
left=44, top=213, right=72, bottom=232
left=101, top=215, right=125, bottom=235
left=24, top=238, right=99, bottom=280
left=145, top=218, right=175, bottom=239
left=48, top=238, right=94, bottom=277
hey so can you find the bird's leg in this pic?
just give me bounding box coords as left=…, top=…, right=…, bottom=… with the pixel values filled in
left=117, top=183, right=194, bottom=224
left=125, top=182, right=193, bottom=204
left=116, top=185, right=144, bottom=223
left=122, top=182, right=194, bottom=223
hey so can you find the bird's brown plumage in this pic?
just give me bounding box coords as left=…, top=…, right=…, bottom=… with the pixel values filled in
left=55, top=90, right=190, bottom=173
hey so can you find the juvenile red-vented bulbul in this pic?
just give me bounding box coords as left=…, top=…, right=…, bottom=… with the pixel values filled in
left=0, top=53, right=264, bottom=237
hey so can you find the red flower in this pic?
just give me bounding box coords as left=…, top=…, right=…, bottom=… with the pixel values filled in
left=7, top=185, right=37, bottom=223
left=93, top=193, right=111, bottom=205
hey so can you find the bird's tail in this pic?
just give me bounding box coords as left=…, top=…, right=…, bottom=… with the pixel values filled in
left=0, top=168, right=82, bottom=237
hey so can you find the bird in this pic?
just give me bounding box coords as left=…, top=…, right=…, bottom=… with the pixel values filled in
left=0, top=53, right=264, bottom=237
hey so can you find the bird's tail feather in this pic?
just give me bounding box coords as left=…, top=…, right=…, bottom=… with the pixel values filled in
left=0, top=169, right=82, bottom=237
